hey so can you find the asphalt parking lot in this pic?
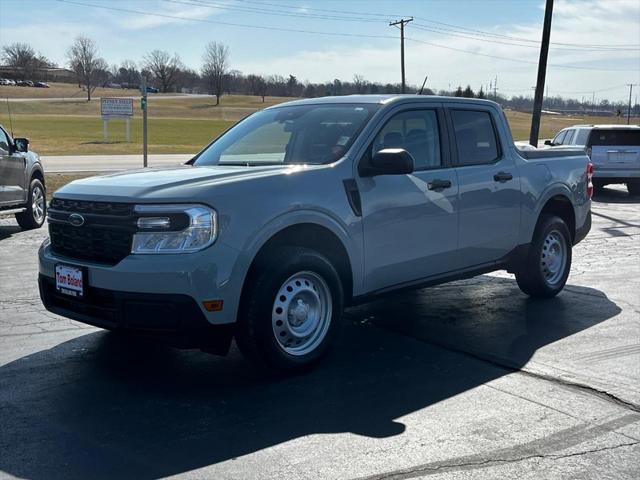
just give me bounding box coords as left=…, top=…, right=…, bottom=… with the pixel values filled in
left=1, top=186, right=639, bottom=480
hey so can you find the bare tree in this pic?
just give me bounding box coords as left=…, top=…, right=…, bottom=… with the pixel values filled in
left=2, top=42, right=54, bottom=79
left=201, top=42, right=229, bottom=105
left=143, top=50, right=182, bottom=93
left=353, top=74, right=367, bottom=94
left=67, top=36, right=107, bottom=101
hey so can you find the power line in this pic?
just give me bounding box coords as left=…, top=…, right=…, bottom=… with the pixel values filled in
left=405, top=37, right=639, bottom=72
left=410, top=23, right=639, bottom=52
left=166, top=0, right=388, bottom=23
left=55, top=0, right=395, bottom=39
left=240, top=0, right=640, bottom=49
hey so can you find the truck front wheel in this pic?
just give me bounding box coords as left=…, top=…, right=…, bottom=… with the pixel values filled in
left=16, top=178, right=46, bottom=230
left=515, top=215, right=572, bottom=298
left=236, top=246, right=344, bottom=373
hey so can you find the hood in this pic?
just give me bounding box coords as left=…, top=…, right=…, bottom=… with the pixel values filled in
left=53, top=165, right=301, bottom=202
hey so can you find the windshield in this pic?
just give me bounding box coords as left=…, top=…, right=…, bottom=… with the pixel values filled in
left=194, top=103, right=379, bottom=166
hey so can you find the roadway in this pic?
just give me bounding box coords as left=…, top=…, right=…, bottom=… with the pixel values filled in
left=1, top=186, right=639, bottom=480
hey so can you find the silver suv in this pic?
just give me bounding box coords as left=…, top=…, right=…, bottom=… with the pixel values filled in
left=0, top=124, right=46, bottom=229
left=546, top=124, right=640, bottom=195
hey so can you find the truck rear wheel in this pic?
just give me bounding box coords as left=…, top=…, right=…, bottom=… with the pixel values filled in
left=236, top=246, right=343, bottom=373
left=515, top=215, right=572, bottom=298
left=16, top=178, right=46, bottom=230
left=627, top=180, right=640, bottom=196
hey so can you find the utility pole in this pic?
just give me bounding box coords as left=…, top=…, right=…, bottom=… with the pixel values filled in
left=493, top=75, right=497, bottom=101
left=141, top=76, right=148, bottom=167
left=389, top=17, right=413, bottom=94
left=529, top=0, right=553, bottom=148
left=626, top=83, right=637, bottom=125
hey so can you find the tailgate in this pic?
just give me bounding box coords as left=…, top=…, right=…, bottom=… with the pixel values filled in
left=590, top=130, right=640, bottom=170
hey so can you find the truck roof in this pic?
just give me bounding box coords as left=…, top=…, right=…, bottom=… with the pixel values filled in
left=265, top=94, right=501, bottom=109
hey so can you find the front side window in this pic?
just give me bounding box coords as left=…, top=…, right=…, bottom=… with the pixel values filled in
left=451, top=110, right=500, bottom=165
left=194, top=104, right=379, bottom=166
left=372, top=110, right=441, bottom=169
left=553, top=130, right=567, bottom=145
left=0, top=128, right=9, bottom=152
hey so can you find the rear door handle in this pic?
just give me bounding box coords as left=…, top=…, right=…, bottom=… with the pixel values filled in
left=493, top=172, right=513, bottom=182
left=427, top=179, right=452, bottom=190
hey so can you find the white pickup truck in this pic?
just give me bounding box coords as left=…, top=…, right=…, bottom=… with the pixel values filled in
left=39, top=96, right=593, bottom=372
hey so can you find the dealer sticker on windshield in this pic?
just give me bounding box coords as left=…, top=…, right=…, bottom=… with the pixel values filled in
left=55, top=264, right=84, bottom=298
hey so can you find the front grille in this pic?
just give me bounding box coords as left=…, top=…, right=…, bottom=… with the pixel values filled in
left=48, top=199, right=135, bottom=265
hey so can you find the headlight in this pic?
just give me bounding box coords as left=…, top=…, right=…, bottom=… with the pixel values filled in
left=131, top=204, right=217, bottom=254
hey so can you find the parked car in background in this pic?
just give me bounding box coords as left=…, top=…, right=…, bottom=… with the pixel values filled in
left=16, top=80, right=34, bottom=87
left=106, top=82, right=121, bottom=89
left=39, top=96, right=592, bottom=372
left=546, top=125, right=640, bottom=195
left=0, top=124, right=46, bottom=229
left=146, top=86, right=159, bottom=93
left=34, top=81, right=50, bottom=88
left=0, top=78, right=16, bottom=86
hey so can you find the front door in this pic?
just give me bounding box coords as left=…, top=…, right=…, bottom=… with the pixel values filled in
left=357, top=107, right=459, bottom=293
left=0, top=128, right=26, bottom=206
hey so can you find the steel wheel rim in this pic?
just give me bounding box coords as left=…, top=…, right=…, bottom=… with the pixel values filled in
left=32, top=186, right=45, bottom=224
left=540, top=229, right=567, bottom=286
left=272, top=271, right=332, bottom=356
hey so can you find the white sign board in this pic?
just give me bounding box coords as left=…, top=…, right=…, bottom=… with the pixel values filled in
left=101, top=97, right=134, bottom=118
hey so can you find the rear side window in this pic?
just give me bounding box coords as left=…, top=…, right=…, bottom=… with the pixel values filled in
left=589, top=129, right=640, bottom=146
left=564, top=129, right=576, bottom=145
left=574, top=129, right=590, bottom=146
left=451, top=110, right=500, bottom=165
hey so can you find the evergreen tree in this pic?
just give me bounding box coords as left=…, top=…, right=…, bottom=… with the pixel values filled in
left=462, top=85, right=474, bottom=98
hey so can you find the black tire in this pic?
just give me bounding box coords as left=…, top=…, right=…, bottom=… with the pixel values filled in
left=15, top=178, right=46, bottom=230
left=515, top=215, right=572, bottom=298
left=235, top=246, right=344, bottom=373
left=627, top=180, right=640, bottom=196
left=592, top=179, right=605, bottom=194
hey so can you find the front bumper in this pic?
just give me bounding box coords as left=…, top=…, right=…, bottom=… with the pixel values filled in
left=39, top=274, right=233, bottom=352
left=38, top=239, right=243, bottom=326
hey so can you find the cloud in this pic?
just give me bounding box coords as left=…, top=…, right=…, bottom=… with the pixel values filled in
left=236, top=0, right=640, bottom=102
left=120, top=1, right=223, bottom=30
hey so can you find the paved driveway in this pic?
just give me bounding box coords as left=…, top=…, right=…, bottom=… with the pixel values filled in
left=0, top=186, right=638, bottom=480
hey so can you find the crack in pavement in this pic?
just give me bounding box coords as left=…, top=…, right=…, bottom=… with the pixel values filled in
left=356, top=441, right=639, bottom=479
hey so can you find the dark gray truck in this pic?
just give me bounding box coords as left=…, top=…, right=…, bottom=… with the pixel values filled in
left=38, top=96, right=592, bottom=371
left=0, top=124, right=46, bottom=229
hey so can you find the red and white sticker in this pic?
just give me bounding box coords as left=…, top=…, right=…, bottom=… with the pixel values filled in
left=55, top=265, right=84, bottom=297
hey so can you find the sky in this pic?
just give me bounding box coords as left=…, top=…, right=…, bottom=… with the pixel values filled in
left=0, top=0, right=639, bottom=102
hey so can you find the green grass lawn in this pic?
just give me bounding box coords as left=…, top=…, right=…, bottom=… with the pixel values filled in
left=0, top=115, right=234, bottom=155
left=0, top=92, right=631, bottom=156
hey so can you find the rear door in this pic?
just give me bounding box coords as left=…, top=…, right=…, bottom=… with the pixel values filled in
left=447, top=105, right=521, bottom=267
left=588, top=129, right=640, bottom=172
left=0, top=127, right=26, bottom=206
left=357, top=105, right=459, bottom=292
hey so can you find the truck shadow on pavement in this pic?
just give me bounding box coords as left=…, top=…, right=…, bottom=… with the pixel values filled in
left=0, top=224, right=22, bottom=241
left=0, top=276, right=622, bottom=480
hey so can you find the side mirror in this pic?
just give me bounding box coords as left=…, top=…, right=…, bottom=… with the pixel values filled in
left=544, top=140, right=553, bottom=146
left=14, top=138, right=29, bottom=153
left=365, top=148, right=415, bottom=176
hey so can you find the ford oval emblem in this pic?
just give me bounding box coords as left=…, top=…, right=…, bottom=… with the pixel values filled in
left=68, top=213, right=85, bottom=227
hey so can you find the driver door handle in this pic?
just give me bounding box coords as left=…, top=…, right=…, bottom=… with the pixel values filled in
left=493, top=172, right=513, bottom=182
left=427, top=179, right=452, bottom=190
